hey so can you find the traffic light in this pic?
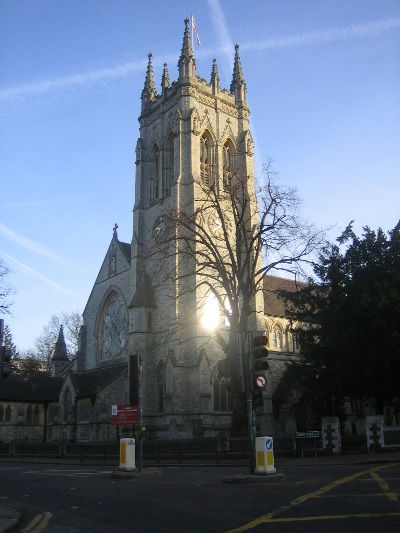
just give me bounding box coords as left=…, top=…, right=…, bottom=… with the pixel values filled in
left=252, top=333, right=269, bottom=391
left=1, top=346, right=12, bottom=378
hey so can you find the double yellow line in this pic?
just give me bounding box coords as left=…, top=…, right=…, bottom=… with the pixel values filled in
left=21, top=512, right=53, bottom=533
left=226, top=463, right=400, bottom=532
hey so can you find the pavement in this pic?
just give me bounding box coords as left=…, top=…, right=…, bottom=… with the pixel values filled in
left=1, top=450, right=399, bottom=532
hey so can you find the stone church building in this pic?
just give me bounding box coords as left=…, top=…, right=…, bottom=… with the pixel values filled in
left=0, top=21, right=303, bottom=444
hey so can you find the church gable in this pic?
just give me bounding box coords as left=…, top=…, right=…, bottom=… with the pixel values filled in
left=95, top=226, right=131, bottom=285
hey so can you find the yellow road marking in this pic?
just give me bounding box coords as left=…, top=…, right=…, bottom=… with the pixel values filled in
left=21, top=512, right=53, bottom=533
left=225, top=463, right=399, bottom=532
left=370, top=470, right=398, bottom=501
left=264, top=512, right=400, bottom=523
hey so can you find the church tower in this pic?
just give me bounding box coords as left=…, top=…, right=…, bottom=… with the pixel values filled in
left=128, top=19, right=259, bottom=438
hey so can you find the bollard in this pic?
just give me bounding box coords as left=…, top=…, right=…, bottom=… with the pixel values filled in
left=119, top=438, right=136, bottom=471
left=255, top=436, right=276, bottom=474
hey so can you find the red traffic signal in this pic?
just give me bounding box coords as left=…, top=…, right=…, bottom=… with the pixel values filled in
left=253, top=335, right=268, bottom=347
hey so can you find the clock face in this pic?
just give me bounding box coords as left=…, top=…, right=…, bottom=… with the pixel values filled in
left=152, top=214, right=168, bottom=241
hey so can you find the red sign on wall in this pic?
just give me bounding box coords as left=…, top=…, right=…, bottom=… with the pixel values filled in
left=111, top=404, right=138, bottom=425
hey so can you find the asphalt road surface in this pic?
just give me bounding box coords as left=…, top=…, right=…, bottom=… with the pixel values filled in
left=1, top=458, right=399, bottom=532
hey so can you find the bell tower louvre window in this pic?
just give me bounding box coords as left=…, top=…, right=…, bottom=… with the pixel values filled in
left=200, top=132, right=213, bottom=188
left=150, top=145, right=160, bottom=203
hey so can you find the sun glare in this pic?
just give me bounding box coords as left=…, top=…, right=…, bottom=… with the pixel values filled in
left=201, top=294, right=220, bottom=330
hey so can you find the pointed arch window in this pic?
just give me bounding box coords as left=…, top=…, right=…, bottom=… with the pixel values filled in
left=5, top=405, right=11, bottom=422
left=222, top=140, right=235, bottom=191
left=27, top=405, right=33, bottom=423
left=63, top=388, right=72, bottom=422
left=33, top=405, right=40, bottom=424
left=150, top=144, right=160, bottom=203
left=165, top=133, right=174, bottom=195
left=156, top=364, right=165, bottom=414
left=200, top=132, right=213, bottom=188
left=272, top=328, right=282, bottom=349
left=213, top=370, right=232, bottom=412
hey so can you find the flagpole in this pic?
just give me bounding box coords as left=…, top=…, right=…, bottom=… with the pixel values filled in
left=191, top=14, right=194, bottom=51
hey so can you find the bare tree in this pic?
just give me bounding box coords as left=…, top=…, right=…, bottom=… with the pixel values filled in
left=33, top=311, right=83, bottom=371
left=0, top=259, right=15, bottom=315
left=150, top=162, right=325, bottom=435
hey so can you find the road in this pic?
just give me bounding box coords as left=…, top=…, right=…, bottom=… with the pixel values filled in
left=1, top=458, right=399, bottom=532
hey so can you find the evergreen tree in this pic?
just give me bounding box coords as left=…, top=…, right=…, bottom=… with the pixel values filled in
left=281, top=221, right=400, bottom=423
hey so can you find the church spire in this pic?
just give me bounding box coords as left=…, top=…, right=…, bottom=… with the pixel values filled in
left=51, top=325, right=69, bottom=377
left=52, top=326, right=68, bottom=362
left=161, top=63, right=170, bottom=94
left=141, top=52, right=158, bottom=113
left=178, top=18, right=196, bottom=81
left=210, top=58, right=220, bottom=94
left=230, top=44, right=247, bottom=105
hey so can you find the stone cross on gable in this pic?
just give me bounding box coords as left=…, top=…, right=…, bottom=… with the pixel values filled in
left=113, top=223, right=119, bottom=237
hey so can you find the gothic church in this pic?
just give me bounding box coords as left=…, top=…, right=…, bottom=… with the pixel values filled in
left=0, top=21, right=301, bottom=443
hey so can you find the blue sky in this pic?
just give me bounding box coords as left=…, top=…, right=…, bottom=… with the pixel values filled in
left=1, top=0, right=399, bottom=351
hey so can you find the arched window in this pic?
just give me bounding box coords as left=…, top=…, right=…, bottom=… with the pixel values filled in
left=200, top=132, right=213, bottom=187
left=27, top=405, right=33, bottom=423
left=213, top=371, right=232, bottom=412
left=150, top=144, right=159, bottom=203
left=98, top=290, right=128, bottom=361
left=273, top=328, right=282, bottom=349
left=156, top=364, right=165, bottom=414
left=222, top=140, right=235, bottom=191
left=0, top=404, right=4, bottom=422
left=63, top=389, right=72, bottom=422
left=48, top=404, right=56, bottom=424
left=5, top=405, right=11, bottom=422
left=165, top=133, right=174, bottom=195
left=33, top=405, right=40, bottom=425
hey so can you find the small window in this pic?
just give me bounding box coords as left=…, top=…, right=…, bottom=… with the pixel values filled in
left=5, top=405, right=11, bottom=422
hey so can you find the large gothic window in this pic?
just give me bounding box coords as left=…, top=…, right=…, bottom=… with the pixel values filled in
left=165, top=133, right=174, bottom=195
left=200, top=132, right=213, bottom=188
left=150, top=144, right=159, bottom=203
left=98, top=290, right=128, bottom=361
left=222, top=140, right=235, bottom=191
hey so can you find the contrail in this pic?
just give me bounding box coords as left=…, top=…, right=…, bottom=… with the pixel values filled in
left=0, top=250, right=82, bottom=299
left=1, top=16, right=398, bottom=113
left=0, top=223, right=65, bottom=263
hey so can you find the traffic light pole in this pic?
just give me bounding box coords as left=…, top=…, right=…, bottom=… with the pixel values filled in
left=245, top=332, right=255, bottom=474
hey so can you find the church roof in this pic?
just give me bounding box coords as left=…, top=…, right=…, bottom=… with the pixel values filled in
left=118, top=241, right=131, bottom=263
left=72, top=364, right=127, bottom=398
left=263, top=275, right=305, bottom=318
left=0, top=376, right=63, bottom=402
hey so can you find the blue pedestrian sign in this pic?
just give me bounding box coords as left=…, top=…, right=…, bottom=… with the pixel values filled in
left=266, top=438, right=273, bottom=450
